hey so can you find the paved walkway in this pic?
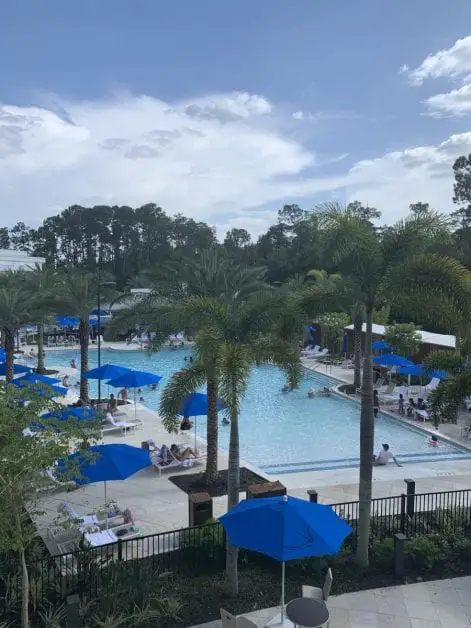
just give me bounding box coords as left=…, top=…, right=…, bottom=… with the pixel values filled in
left=191, top=575, right=471, bottom=627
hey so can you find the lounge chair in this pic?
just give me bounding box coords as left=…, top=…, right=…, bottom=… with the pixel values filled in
left=41, top=468, right=77, bottom=490
left=302, top=567, right=333, bottom=602
left=83, top=524, right=141, bottom=547
left=101, top=415, right=138, bottom=436
left=57, top=501, right=124, bottom=530
left=220, top=609, right=257, bottom=628
left=305, top=348, right=329, bottom=359
left=424, top=378, right=440, bottom=393
left=415, top=408, right=429, bottom=422
left=373, top=377, right=384, bottom=390
left=340, top=359, right=354, bottom=369
left=380, top=386, right=409, bottom=406
left=465, top=397, right=471, bottom=411
left=301, top=345, right=320, bottom=356
left=150, top=447, right=206, bottom=477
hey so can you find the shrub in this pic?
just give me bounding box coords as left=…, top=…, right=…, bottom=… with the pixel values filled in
left=405, top=534, right=447, bottom=571
left=371, top=538, right=394, bottom=570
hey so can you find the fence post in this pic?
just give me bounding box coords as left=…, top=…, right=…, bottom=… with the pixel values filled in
left=117, top=538, right=123, bottom=561
left=400, top=494, right=406, bottom=534
left=307, top=489, right=318, bottom=503
left=66, top=593, right=81, bottom=628
left=404, top=478, right=415, bottom=518
left=393, top=533, right=407, bottom=579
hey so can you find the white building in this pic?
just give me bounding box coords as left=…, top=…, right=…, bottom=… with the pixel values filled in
left=0, top=249, right=45, bottom=272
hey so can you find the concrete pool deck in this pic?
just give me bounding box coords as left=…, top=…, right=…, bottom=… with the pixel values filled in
left=31, top=347, right=471, bottom=554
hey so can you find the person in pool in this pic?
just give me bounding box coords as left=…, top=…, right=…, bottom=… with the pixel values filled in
left=429, top=434, right=439, bottom=447
left=70, top=359, right=76, bottom=369
left=307, top=389, right=315, bottom=398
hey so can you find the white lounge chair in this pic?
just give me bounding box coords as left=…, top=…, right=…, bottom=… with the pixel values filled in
left=220, top=609, right=257, bottom=628
left=465, top=397, right=471, bottom=411
left=101, top=415, right=138, bottom=436
left=84, top=524, right=141, bottom=547
left=151, top=447, right=206, bottom=477
left=41, top=468, right=77, bottom=490
left=301, top=345, right=320, bottom=356
left=380, top=386, right=409, bottom=405
left=415, top=409, right=429, bottom=422
left=58, top=502, right=124, bottom=530
left=424, top=378, right=440, bottom=393
left=340, top=359, right=354, bottom=369
left=306, top=348, right=329, bottom=359
left=302, top=567, right=333, bottom=602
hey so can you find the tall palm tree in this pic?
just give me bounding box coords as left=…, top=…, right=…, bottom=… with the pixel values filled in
left=319, top=203, right=471, bottom=567
left=57, top=271, right=114, bottom=403
left=0, top=271, right=33, bottom=382
left=160, top=292, right=301, bottom=597
left=24, top=264, right=60, bottom=374
left=115, top=249, right=270, bottom=484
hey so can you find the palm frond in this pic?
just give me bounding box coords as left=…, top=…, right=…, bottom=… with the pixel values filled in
left=217, top=343, right=251, bottom=420
left=159, top=362, right=207, bottom=432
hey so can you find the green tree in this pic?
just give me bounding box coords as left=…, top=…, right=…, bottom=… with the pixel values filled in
left=319, top=202, right=471, bottom=567
left=0, top=271, right=34, bottom=382
left=114, top=250, right=269, bottom=484
left=384, top=322, right=421, bottom=358
left=24, top=265, right=60, bottom=374
left=57, top=271, right=114, bottom=403
left=452, top=154, right=471, bottom=228
left=0, top=385, right=96, bottom=627
left=159, top=293, right=301, bottom=596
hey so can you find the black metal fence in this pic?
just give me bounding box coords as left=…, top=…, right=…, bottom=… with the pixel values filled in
left=4, top=488, right=471, bottom=617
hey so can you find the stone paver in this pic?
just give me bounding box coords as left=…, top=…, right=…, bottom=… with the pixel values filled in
left=191, top=576, right=471, bottom=627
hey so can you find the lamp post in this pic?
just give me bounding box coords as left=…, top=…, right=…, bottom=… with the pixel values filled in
left=96, top=281, right=114, bottom=403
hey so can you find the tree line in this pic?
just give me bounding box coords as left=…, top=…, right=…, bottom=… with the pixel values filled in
left=1, top=152, right=470, bottom=287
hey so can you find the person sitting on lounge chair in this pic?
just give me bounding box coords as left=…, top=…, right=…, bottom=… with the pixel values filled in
left=407, top=398, right=417, bottom=417
left=107, top=394, right=118, bottom=413
left=170, top=444, right=198, bottom=460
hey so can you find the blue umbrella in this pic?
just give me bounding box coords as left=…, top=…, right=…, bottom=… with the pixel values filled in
left=220, top=495, right=352, bottom=621
left=398, top=364, right=449, bottom=379
left=341, top=334, right=348, bottom=354
left=90, top=308, right=110, bottom=316
left=106, top=370, right=162, bottom=421
left=14, top=373, right=61, bottom=386
left=11, top=379, right=67, bottom=397
left=372, top=340, right=390, bottom=350
left=0, top=363, right=32, bottom=376
left=106, top=370, right=162, bottom=389
left=84, top=364, right=130, bottom=381
left=178, top=392, right=226, bottom=449
left=372, top=354, right=414, bottom=368
left=42, top=407, right=97, bottom=421
left=0, top=348, right=5, bottom=361
left=57, top=443, right=151, bottom=505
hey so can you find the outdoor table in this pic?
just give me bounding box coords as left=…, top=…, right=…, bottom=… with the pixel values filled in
left=285, top=598, right=329, bottom=628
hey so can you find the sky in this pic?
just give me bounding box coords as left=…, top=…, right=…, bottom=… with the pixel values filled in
left=2, top=1, right=471, bottom=237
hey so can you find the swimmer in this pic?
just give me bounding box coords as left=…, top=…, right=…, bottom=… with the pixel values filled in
left=70, top=359, right=76, bottom=369
left=139, top=396, right=145, bottom=402
left=323, top=387, right=332, bottom=397
left=428, top=434, right=439, bottom=447
left=282, top=384, right=290, bottom=393
left=307, top=389, right=315, bottom=398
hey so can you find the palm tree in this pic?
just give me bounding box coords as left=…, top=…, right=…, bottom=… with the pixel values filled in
left=160, top=292, right=301, bottom=597
left=116, top=249, right=270, bottom=484
left=57, top=271, right=114, bottom=403
left=24, top=264, right=59, bottom=374
left=0, top=271, right=33, bottom=382
left=319, top=203, right=471, bottom=567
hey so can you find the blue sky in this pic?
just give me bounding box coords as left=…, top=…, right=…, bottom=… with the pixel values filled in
left=2, top=0, right=471, bottom=236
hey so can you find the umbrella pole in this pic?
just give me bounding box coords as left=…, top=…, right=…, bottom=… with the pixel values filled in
left=134, top=388, right=137, bottom=424
left=194, top=415, right=197, bottom=450
left=281, top=561, right=285, bottom=622
left=105, top=481, right=108, bottom=529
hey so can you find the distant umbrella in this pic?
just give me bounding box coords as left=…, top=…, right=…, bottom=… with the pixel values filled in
left=84, top=364, right=130, bottom=381
left=178, top=392, right=226, bottom=449
left=372, top=340, right=390, bottom=350
left=372, top=354, right=414, bottom=368
left=106, top=370, right=162, bottom=421
left=0, top=363, right=32, bottom=376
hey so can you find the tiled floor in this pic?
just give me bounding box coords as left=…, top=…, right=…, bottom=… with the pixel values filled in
left=191, top=576, right=471, bottom=627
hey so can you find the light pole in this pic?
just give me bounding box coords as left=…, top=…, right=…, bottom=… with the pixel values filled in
left=97, top=281, right=114, bottom=402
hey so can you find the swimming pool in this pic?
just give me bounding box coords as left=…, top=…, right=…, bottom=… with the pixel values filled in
left=45, top=348, right=471, bottom=473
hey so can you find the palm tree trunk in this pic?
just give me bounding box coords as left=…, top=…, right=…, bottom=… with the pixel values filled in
left=356, top=306, right=374, bottom=568
left=205, top=376, right=219, bottom=484
left=225, top=408, right=240, bottom=598
left=4, top=327, right=15, bottom=383
left=36, top=324, right=45, bottom=374
left=14, top=507, right=30, bottom=628
left=79, top=318, right=90, bottom=403
left=353, top=312, right=363, bottom=390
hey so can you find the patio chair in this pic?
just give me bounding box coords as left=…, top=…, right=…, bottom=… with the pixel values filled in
left=58, top=501, right=124, bottom=530
left=220, top=609, right=257, bottom=627
left=424, top=377, right=440, bottom=393
left=150, top=447, right=206, bottom=477
left=340, top=359, right=354, bottom=369
left=302, top=567, right=333, bottom=603
left=415, top=409, right=429, bottom=422
left=40, top=468, right=77, bottom=490
left=378, top=382, right=395, bottom=396
left=101, top=415, right=138, bottom=436
left=380, top=385, right=408, bottom=405
left=84, top=524, right=142, bottom=548
left=464, top=397, right=471, bottom=411
left=373, top=377, right=384, bottom=390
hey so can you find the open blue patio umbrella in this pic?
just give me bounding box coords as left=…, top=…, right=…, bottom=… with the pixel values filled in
left=11, top=379, right=67, bottom=397
left=372, top=354, right=414, bottom=368
left=14, top=373, right=61, bottom=386
left=220, top=495, right=352, bottom=622
left=372, top=340, right=390, bottom=350
left=42, top=406, right=97, bottom=421
left=57, top=443, right=151, bottom=505
left=84, top=364, right=130, bottom=380
left=106, top=370, right=162, bottom=421
left=178, top=392, right=226, bottom=448
left=0, top=348, right=5, bottom=361
left=0, top=362, right=32, bottom=376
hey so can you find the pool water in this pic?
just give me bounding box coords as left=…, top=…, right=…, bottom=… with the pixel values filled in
left=45, top=348, right=471, bottom=473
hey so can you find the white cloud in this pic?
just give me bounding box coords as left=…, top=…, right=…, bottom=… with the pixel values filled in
left=0, top=90, right=470, bottom=236
left=0, top=91, right=329, bottom=233
left=404, top=35, right=471, bottom=85
left=344, top=132, right=471, bottom=221
left=425, top=83, right=471, bottom=117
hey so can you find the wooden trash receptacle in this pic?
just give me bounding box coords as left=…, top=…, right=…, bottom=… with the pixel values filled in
left=246, top=481, right=286, bottom=500
left=188, top=492, right=213, bottom=527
